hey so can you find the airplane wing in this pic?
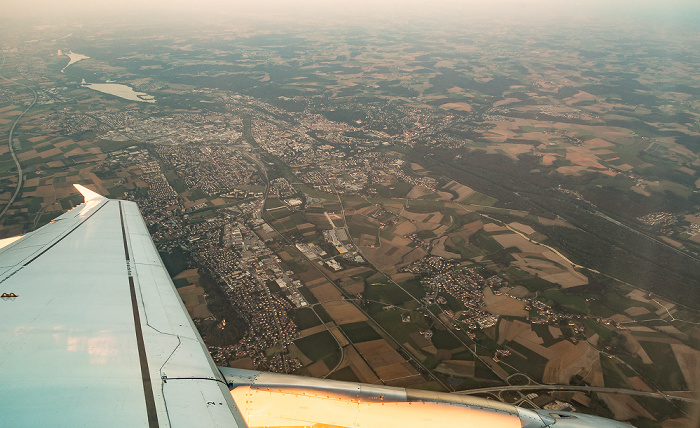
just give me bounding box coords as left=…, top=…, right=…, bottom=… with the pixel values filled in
left=0, top=185, right=245, bottom=427
left=0, top=186, right=633, bottom=427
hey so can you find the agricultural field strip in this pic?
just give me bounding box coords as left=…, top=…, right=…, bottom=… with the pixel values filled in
left=264, top=193, right=442, bottom=386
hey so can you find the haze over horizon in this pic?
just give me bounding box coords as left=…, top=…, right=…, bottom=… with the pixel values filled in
left=2, top=0, right=699, bottom=31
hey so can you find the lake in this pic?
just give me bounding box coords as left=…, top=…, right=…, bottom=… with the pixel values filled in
left=61, top=51, right=89, bottom=73
left=81, top=82, right=156, bottom=103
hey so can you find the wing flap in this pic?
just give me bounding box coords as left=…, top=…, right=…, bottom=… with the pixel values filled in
left=133, top=263, right=201, bottom=339
left=163, top=379, right=245, bottom=428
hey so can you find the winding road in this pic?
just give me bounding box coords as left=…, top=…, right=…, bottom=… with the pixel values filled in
left=455, top=384, right=697, bottom=403
left=0, top=50, right=38, bottom=222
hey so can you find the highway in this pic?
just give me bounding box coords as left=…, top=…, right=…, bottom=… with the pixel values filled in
left=0, top=50, right=38, bottom=222
left=455, top=384, right=698, bottom=403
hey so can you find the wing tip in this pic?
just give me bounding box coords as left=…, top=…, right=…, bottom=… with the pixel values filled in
left=73, top=184, right=106, bottom=202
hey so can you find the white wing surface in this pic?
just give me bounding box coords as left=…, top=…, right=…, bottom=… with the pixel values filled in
left=0, top=186, right=245, bottom=427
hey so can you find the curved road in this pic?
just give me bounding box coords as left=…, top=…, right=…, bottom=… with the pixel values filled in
left=455, top=384, right=697, bottom=403
left=477, top=212, right=595, bottom=273
left=0, top=50, right=38, bottom=222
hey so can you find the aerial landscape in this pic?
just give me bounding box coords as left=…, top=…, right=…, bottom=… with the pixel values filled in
left=1, top=1, right=699, bottom=426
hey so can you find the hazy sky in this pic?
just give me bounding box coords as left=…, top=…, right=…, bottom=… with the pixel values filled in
left=2, top=0, right=699, bottom=27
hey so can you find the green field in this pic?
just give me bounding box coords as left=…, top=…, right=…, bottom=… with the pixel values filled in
left=173, top=278, right=190, bottom=288
left=294, top=330, right=340, bottom=361
left=470, top=230, right=503, bottom=253
left=638, top=341, right=686, bottom=391
left=600, top=356, right=633, bottom=389
left=370, top=307, right=424, bottom=346
left=431, top=328, right=463, bottom=350
left=530, top=323, right=559, bottom=347
left=502, top=340, right=548, bottom=380
left=326, top=366, right=360, bottom=382
left=446, top=235, right=482, bottom=258
left=339, top=321, right=381, bottom=343
left=347, top=216, right=380, bottom=239
left=539, top=289, right=589, bottom=314
left=365, top=282, right=413, bottom=306
left=293, top=307, right=323, bottom=330
left=463, top=192, right=498, bottom=206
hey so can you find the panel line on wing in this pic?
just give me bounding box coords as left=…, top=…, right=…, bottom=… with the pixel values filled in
left=120, top=202, right=184, bottom=385
left=120, top=202, right=131, bottom=261
left=0, top=201, right=108, bottom=287
left=22, top=200, right=108, bottom=267
left=120, top=201, right=160, bottom=428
